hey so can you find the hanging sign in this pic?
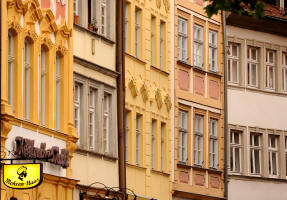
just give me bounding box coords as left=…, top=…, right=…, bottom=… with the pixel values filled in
left=3, top=163, right=43, bottom=189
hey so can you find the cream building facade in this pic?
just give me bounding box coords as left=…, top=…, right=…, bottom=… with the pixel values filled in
left=227, top=1, right=287, bottom=200
left=1, top=0, right=77, bottom=199
left=71, top=0, right=121, bottom=199
left=124, top=0, right=172, bottom=199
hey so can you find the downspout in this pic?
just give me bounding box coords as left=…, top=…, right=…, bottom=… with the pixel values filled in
left=222, top=11, right=228, bottom=200
left=116, top=0, right=126, bottom=193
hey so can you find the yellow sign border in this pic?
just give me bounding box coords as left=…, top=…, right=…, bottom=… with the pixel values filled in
left=3, top=163, right=43, bottom=189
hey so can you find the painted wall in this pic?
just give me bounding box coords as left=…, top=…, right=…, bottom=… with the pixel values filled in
left=229, top=178, right=287, bottom=200
left=125, top=0, right=172, bottom=199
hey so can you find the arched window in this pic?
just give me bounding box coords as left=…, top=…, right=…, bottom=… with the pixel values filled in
left=41, top=46, right=46, bottom=125
left=24, top=38, right=30, bottom=120
left=56, top=53, right=61, bottom=130
left=8, top=31, right=14, bottom=109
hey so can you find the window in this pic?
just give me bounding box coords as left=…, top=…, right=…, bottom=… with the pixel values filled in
left=103, top=93, right=111, bottom=153
left=89, top=89, right=96, bottom=149
left=209, top=30, right=218, bottom=72
left=268, top=135, right=278, bottom=177
left=24, top=39, right=30, bottom=120
left=266, top=50, right=276, bottom=89
left=250, top=133, right=261, bottom=175
left=74, top=83, right=81, bottom=144
left=135, top=8, right=140, bottom=58
left=209, top=119, right=218, bottom=169
left=230, top=130, right=241, bottom=172
left=101, top=0, right=107, bottom=36
left=56, top=54, right=61, bottom=130
left=151, top=119, right=156, bottom=169
left=160, top=21, right=165, bottom=70
left=161, top=123, right=166, bottom=171
left=194, top=24, right=203, bottom=68
left=73, top=0, right=78, bottom=16
left=177, top=17, right=188, bottom=62
left=124, top=3, right=129, bottom=52
left=247, top=47, right=258, bottom=87
left=194, top=114, right=204, bottom=166
left=178, top=111, right=188, bottom=163
left=228, top=43, right=239, bottom=83
left=8, top=31, right=14, bottom=109
left=282, top=53, right=287, bottom=92
left=125, top=111, right=129, bottom=162
left=136, top=114, right=141, bottom=165
left=40, top=46, right=47, bottom=125
left=151, top=16, right=155, bottom=66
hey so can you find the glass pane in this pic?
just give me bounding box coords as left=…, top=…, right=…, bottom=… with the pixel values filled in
left=269, top=67, right=274, bottom=88
left=247, top=63, right=250, bottom=85
left=252, top=48, right=257, bottom=60
left=235, top=148, right=240, bottom=172
left=285, top=154, right=287, bottom=176
left=272, top=152, right=277, bottom=175
left=228, top=59, right=231, bottom=82
left=254, top=135, right=259, bottom=146
left=230, top=147, right=234, bottom=171
left=269, top=52, right=274, bottom=63
left=251, top=64, right=257, bottom=86
left=232, top=45, right=237, bottom=57
left=255, top=149, right=260, bottom=174
left=271, top=137, right=276, bottom=148
left=232, top=60, right=238, bottom=82
left=234, top=132, right=240, bottom=144
left=250, top=150, right=254, bottom=173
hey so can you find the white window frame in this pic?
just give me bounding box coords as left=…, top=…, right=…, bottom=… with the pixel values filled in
left=228, top=43, right=239, bottom=84
left=268, top=135, right=278, bottom=177
left=25, top=39, right=30, bottom=120
left=124, top=3, right=128, bottom=52
left=56, top=54, right=60, bottom=130
left=178, top=110, right=188, bottom=163
left=250, top=133, right=261, bottom=175
left=151, top=119, right=156, bottom=169
left=161, top=123, right=165, bottom=171
left=89, top=88, right=96, bottom=150
left=73, top=0, right=78, bottom=16
left=103, top=93, right=111, bottom=153
left=135, top=8, right=140, bottom=58
left=136, top=114, right=141, bottom=165
left=8, top=31, right=14, bottom=109
left=41, top=47, right=46, bottom=125
left=209, top=119, right=218, bottom=169
left=282, top=53, right=287, bottom=92
left=265, top=50, right=276, bottom=89
left=151, top=16, right=155, bottom=66
left=230, top=130, right=242, bottom=173
left=177, top=17, right=188, bottom=62
left=194, top=114, right=204, bottom=166
left=101, top=0, right=107, bottom=36
left=74, top=83, right=81, bottom=144
left=125, top=111, right=129, bottom=162
left=194, top=24, right=203, bottom=68
left=209, top=30, right=218, bottom=72
left=247, top=47, right=258, bottom=87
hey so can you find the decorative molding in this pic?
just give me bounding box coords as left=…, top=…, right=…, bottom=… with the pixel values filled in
left=128, top=77, right=139, bottom=98
left=140, top=83, right=149, bottom=102
left=155, top=89, right=163, bottom=109
left=164, top=94, right=172, bottom=111
left=8, top=19, right=22, bottom=33
left=41, top=36, right=54, bottom=49
left=163, top=0, right=170, bottom=12
left=25, top=28, right=39, bottom=41
left=156, top=0, right=161, bottom=9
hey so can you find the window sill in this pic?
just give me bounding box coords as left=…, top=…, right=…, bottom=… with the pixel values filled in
left=177, top=60, right=192, bottom=69
left=229, top=174, right=287, bottom=183
left=126, top=163, right=147, bottom=170
left=151, top=169, right=170, bottom=176
left=125, top=52, right=146, bottom=65
left=208, top=167, right=223, bottom=174
left=192, top=164, right=205, bottom=171
left=76, top=148, right=118, bottom=161
left=74, top=24, right=115, bottom=45
left=177, top=162, right=192, bottom=169
left=150, top=65, right=169, bottom=76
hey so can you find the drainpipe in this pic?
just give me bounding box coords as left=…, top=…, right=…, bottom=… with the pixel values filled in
left=116, top=0, right=126, bottom=193
left=222, top=11, right=228, bottom=200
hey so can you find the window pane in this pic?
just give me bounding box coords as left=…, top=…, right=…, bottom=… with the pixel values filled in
left=230, top=147, right=234, bottom=171
left=252, top=48, right=257, bottom=60
left=235, top=147, right=240, bottom=172
left=254, top=135, right=259, bottom=146
left=272, top=152, right=277, bottom=175
left=234, top=132, right=240, bottom=144
left=232, top=45, right=237, bottom=57
left=251, top=64, right=257, bottom=86
left=255, top=149, right=260, bottom=174
left=232, top=60, right=238, bottom=83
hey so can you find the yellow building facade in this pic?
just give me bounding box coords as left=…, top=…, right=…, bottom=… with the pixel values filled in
left=173, top=0, right=225, bottom=200
left=1, top=0, right=77, bottom=199
left=124, top=0, right=172, bottom=199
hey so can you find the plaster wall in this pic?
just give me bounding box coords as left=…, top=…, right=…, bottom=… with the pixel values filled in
left=229, top=178, right=287, bottom=200
left=228, top=89, right=287, bottom=130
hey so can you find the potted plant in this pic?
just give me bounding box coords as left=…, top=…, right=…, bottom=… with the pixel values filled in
left=74, top=15, right=79, bottom=24
left=88, top=22, right=93, bottom=31
left=91, top=18, right=98, bottom=33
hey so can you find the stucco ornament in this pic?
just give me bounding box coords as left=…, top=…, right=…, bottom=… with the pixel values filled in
left=163, top=0, right=170, bottom=11
left=128, top=77, right=139, bottom=98
left=156, top=0, right=161, bottom=9
left=155, top=89, right=163, bottom=109
left=164, top=94, right=172, bottom=111
left=140, top=83, right=149, bottom=102
left=8, top=19, right=22, bottom=33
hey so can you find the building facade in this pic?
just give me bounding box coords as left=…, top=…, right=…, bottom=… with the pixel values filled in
left=124, top=0, right=172, bottom=199
left=227, top=1, right=287, bottom=200
left=1, top=0, right=77, bottom=199
left=172, top=0, right=225, bottom=200
left=71, top=0, right=121, bottom=199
